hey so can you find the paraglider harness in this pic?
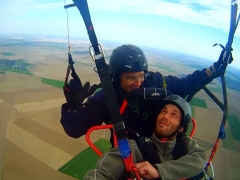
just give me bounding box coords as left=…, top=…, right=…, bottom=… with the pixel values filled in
left=64, top=0, right=239, bottom=179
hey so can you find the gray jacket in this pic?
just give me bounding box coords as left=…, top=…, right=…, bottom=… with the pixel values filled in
left=84, top=133, right=206, bottom=180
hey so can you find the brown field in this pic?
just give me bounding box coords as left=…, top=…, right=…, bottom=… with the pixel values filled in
left=0, top=38, right=240, bottom=180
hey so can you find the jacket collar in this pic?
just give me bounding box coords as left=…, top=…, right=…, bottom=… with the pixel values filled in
left=151, top=133, right=176, bottom=155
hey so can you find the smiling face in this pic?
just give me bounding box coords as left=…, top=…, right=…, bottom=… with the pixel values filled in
left=119, top=71, right=145, bottom=93
left=155, top=104, right=183, bottom=140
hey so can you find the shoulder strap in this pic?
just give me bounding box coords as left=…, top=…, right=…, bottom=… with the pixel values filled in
left=148, top=71, right=167, bottom=89
left=135, top=137, right=161, bottom=165
left=147, top=71, right=157, bottom=86
left=136, top=136, right=188, bottom=164
left=172, top=137, right=188, bottom=160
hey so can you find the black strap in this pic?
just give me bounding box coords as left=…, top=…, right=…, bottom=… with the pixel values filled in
left=65, top=0, right=100, bottom=54
left=135, top=137, right=161, bottom=165
left=187, top=2, right=239, bottom=104
left=64, top=53, right=78, bottom=89
left=147, top=71, right=158, bottom=86
left=64, top=0, right=130, bottom=158
left=186, top=1, right=240, bottom=129
left=226, top=1, right=239, bottom=51
left=171, top=137, right=188, bottom=160
left=186, top=2, right=239, bottom=176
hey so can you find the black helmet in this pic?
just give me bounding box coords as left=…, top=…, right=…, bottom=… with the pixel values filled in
left=109, top=45, right=148, bottom=81
left=160, top=94, right=192, bottom=136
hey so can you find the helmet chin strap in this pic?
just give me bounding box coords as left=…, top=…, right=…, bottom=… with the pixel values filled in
left=157, top=124, right=184, bottom=140
left=168, top=125, right=183, bottom=138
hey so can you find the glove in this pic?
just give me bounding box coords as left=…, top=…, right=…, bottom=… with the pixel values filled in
left=213, top=49, right=233, bottom=76
left=63, top=73, right=100, bottom=112
left=125, top=88, right=171, bottom=100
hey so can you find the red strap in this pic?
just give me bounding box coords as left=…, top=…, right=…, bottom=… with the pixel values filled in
left=190, top=118, right=196, bottom=137
left=131, top=166, right=141, bottom=180
left=206, top=137, right=220, bottom=168
left=121, top=100, right=141, bottom=179
left=120, top=100, right=128, bottom=114
left=123, top=154, right=134, bottom=174
left=123, top=154, right=141, bottom=180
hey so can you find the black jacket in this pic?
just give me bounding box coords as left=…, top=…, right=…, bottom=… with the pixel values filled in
left=61, top=70, right=208, bottom=139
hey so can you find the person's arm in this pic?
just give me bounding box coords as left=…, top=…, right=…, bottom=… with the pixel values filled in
left=162, top=68, right=208, bottom=97
left=161, top=50, right=233, bottom=98
left=60, top=90, right=110, bottom=138
left=83, top=147, right=125, bottom=180
left=155, top=137, right=205, bottom=180
left=84, top=139, right=142, bottom=180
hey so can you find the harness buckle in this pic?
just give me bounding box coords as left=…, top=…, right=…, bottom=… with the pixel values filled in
left=89, top=44, right=105, bottom=61
left=203, top=162, right=214, bottom=180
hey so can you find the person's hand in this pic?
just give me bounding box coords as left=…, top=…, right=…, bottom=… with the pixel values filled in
left=135, top=161, right=160, bottom=179
left=125, top=88, right=170, bottom=100
left=212, top=49, right=233, bottom=76
left=63, top=73, right=99, bottom=112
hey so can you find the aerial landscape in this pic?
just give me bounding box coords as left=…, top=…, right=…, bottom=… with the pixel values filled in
left=2, top=0, right=240, bottom=179
left=0, top=35, right=240, bottom=180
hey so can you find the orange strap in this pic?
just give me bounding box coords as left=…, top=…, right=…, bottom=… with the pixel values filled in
left=189, top=118, right=196, bottom=137
left=123, top=153, right=141, bottom=180
left=206, top=137, right=220, bottom=168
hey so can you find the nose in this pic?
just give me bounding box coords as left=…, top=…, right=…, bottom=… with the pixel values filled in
left=133, top=78, right=142, bottom=87
left=163, top=113, right=170, bottom=121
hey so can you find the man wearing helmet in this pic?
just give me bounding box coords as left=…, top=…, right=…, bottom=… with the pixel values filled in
left=61, top=44, right=230, bottom=142
left=109, top=44, right=148, bottom=93
left=83, top=95, right=206, bottom=180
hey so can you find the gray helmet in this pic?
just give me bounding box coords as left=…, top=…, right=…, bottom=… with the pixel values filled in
left=109, top=45, right=148, bottom=80
left=160, top=94, right=192, bottom=136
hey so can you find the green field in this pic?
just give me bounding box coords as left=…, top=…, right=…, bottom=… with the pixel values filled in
left=41, top=77, right=102, bottom=92
left=189, top=97, right=207, bottom=108
left=222, top=128, right=235, bottom=151
left=0, top=59, right=35, bottom=76
left=1, top=52, right=15, bottom=56
left=41, top=78, right=64, bottom=88
left=0, top=66, right=33, bottom=76
left=227, top=114, right=240, bottom=141
left=58, top=138, right=111, bottom=180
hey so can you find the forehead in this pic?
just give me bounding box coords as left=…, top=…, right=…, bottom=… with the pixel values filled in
left=121, top=71, right=144, bottom=77
left=162, top=104, right=180, bottom=113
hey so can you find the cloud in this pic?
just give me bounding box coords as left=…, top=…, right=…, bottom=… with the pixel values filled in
left=87, top=0, right=240, bottom=36
left=1, top=0, right=239, bottom=67
left=2, top=0, right=239, bottom=36
left=0, top=0, right=69, bottom=36
left=0, top=0, right=63, bottom=16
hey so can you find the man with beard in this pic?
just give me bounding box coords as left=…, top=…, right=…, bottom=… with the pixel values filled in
left=83, top=95, right=206, bottom=180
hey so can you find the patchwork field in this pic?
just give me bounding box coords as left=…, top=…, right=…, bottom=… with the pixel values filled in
left=0, top=37, right=240, bottom=180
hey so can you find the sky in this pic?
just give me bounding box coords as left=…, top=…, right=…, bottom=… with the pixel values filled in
left=1, top=0, right=240, bottom=67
